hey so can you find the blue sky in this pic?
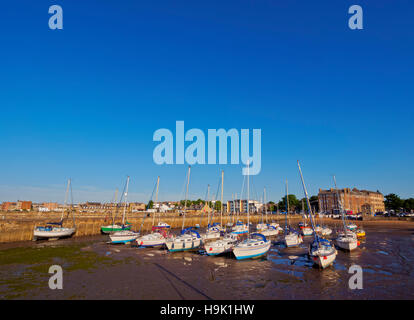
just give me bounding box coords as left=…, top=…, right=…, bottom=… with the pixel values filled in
left=0, top=1, right=413, bottom=203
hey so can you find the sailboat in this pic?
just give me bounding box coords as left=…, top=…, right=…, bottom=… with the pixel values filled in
left=333, top=176, right=359, bottom=251
left=233, top=162, right=271, bottom=260
left=298, top=161, right=337, bottom=269
left=202, top=171, right=224, bottom=241
left=283, top=180, right=303, bottom=247
left=226, top=193, right=235, bottom=228
left=256, top=194, right=267, bottom=231
left=231, top=178, right=249, bottom=235
left=204, top=233, right=238, bottom=256
left=136, top=176, right=169, bottom=247
left=109, top=176, right=139, bottom=244
left=258, top=188, right=279, bottom=237
left=101, top=189, right=132, bottom=234
left=299, top=200, right=313, bottom=236
left=33, top=179, right=76, bottom=241
left=165, top=166, right=203, bottom=252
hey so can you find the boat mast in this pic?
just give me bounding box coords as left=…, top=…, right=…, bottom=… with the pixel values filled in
left=285, top=180, right=289, bottom=231
left=333, top=175, right=348, bottom=234
left=182, top=166, right=191, bottom=231
left=297, top=161, right=318, bottom=244
left=153, top=176, right=160, bottom=226
left=231, top=193, right=234, bottom=224
left=112, top=188, right=118, bottom=225
left=69, top=179, right=76, bottom=228
left=247, top=160, right=250, bottom=238
left=207, top=184, right=210, bottom=225
left=221, top=170, right=224, bottom=227
left=62, top=179, right=70, bottom=223
left=122, top=176, right=130, bottom=226
left=264, top=187, right=267, bottom=224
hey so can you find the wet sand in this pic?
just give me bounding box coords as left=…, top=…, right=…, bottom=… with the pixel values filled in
left=1, top=221, right=413, bottom=300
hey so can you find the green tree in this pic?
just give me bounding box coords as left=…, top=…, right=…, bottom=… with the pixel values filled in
left=403, top=198, right=414, bottom=211
left=267, top=201, right=275, bottom=212
left=384, top=194, right=403, bottom=211
left=214, top=201, right=222, bottom=211
left=146, top=200, right=154, bottom=210
left=309, top=195, right=319, bottom=212
left=278, top=194, right=300, bottom=212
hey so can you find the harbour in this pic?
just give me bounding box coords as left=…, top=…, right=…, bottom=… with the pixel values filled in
left=1, top=220, right=413, bottom=300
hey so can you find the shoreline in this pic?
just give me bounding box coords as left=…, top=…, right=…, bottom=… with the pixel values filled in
left=0, top=211, right=413, bottom=244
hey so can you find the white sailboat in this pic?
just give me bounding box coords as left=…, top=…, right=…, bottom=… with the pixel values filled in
left=332, top=176, right=359, bottom=251
left=231, top=221, right=249, bottom=235
left=136, top=176, right=168, bottom=247
left=299, top=200, right=314, bottom=236
left=233, top=162, right=271, bottom=260
left=33, top=179, right=76, bottom=241
left=258, top=188, right=279, bottom=237
left=204, top=233, right=238, bottom=256
left=165, top=166, right=203, bottom=252
left=319, top=211, right=332, bottom=236
left=109, top=176, right=139, bottom=244
left=202, top=171, right=225, bottom=241
left=283, top=180, right=303, bottom=247
left=298, top=161, right=337, bottom=269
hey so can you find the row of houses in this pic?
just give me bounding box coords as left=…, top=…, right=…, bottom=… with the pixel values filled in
left=1, top=187, right=385, bottom=215
left=1, top=201, right=33, bottom=211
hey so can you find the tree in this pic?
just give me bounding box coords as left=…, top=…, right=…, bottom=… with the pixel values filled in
left=384, top=194, right=403, bottom=211
left=309, top=196, right=319, bottom=212
left=146, top=200, right=154, bottom=210
left=214, top=201, right=222, bottom=211
left=278, top=194, right=300, bottom=212
left=403, top=198, right=414, bottom=211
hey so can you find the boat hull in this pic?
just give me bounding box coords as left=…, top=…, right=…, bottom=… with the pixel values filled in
left=336, top=239, right=358, bottom=251
left=284, top=234, right=303, bottom=247
left=165, top=238, right=202, bottom=252
left=101, top=225, right=131, bottom=234
left=311, top=251, right=337, bottom=269
left=233, top=241, right=271, bottom=260
left=301, top=227, right=313, bottom=236
left=33, top=227, right=76, bottom=240
left=109, top=231, right=139, bottom=244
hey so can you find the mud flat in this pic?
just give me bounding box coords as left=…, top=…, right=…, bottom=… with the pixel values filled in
left=0, top=221, right=413, bottom=300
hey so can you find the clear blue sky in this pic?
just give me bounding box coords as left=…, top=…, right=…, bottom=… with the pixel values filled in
left=0, top=1, right=413, bottom=203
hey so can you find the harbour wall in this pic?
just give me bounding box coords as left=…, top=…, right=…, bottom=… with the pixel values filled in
left=0, top=212, right=292, bottom=243
left=0, top=211, right=412, bottom=243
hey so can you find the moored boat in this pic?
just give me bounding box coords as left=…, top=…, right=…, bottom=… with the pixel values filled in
left=233, top=233, right=271, bottom=260
left=136, top=231, right=166, bottom=247
left=165, top=228, right=202, bottom=252
left=101, top=223, right=131, bottom=234
left=204, top=233, right=238, bottom=256
left=297, top=160, right=337, bottom=269
left=309, top=237, right=337, bottom=269
left=110, top=230, right=139, bottom=244
left=33, top=179, right=76, bottom=241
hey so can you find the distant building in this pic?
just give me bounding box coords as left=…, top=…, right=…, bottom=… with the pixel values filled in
left=129, top=202, right=146, bottom=212
left=226, top=199, right=261, bottom=214
left=1, top=202, right=17, bottom=211
left=199, top=203, right=212, bottom=213
left=43, top=202, right=58, bottom=211
left=1, top=201, right=32, bottom=211
left=318, top=188, right=385, bottom=214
